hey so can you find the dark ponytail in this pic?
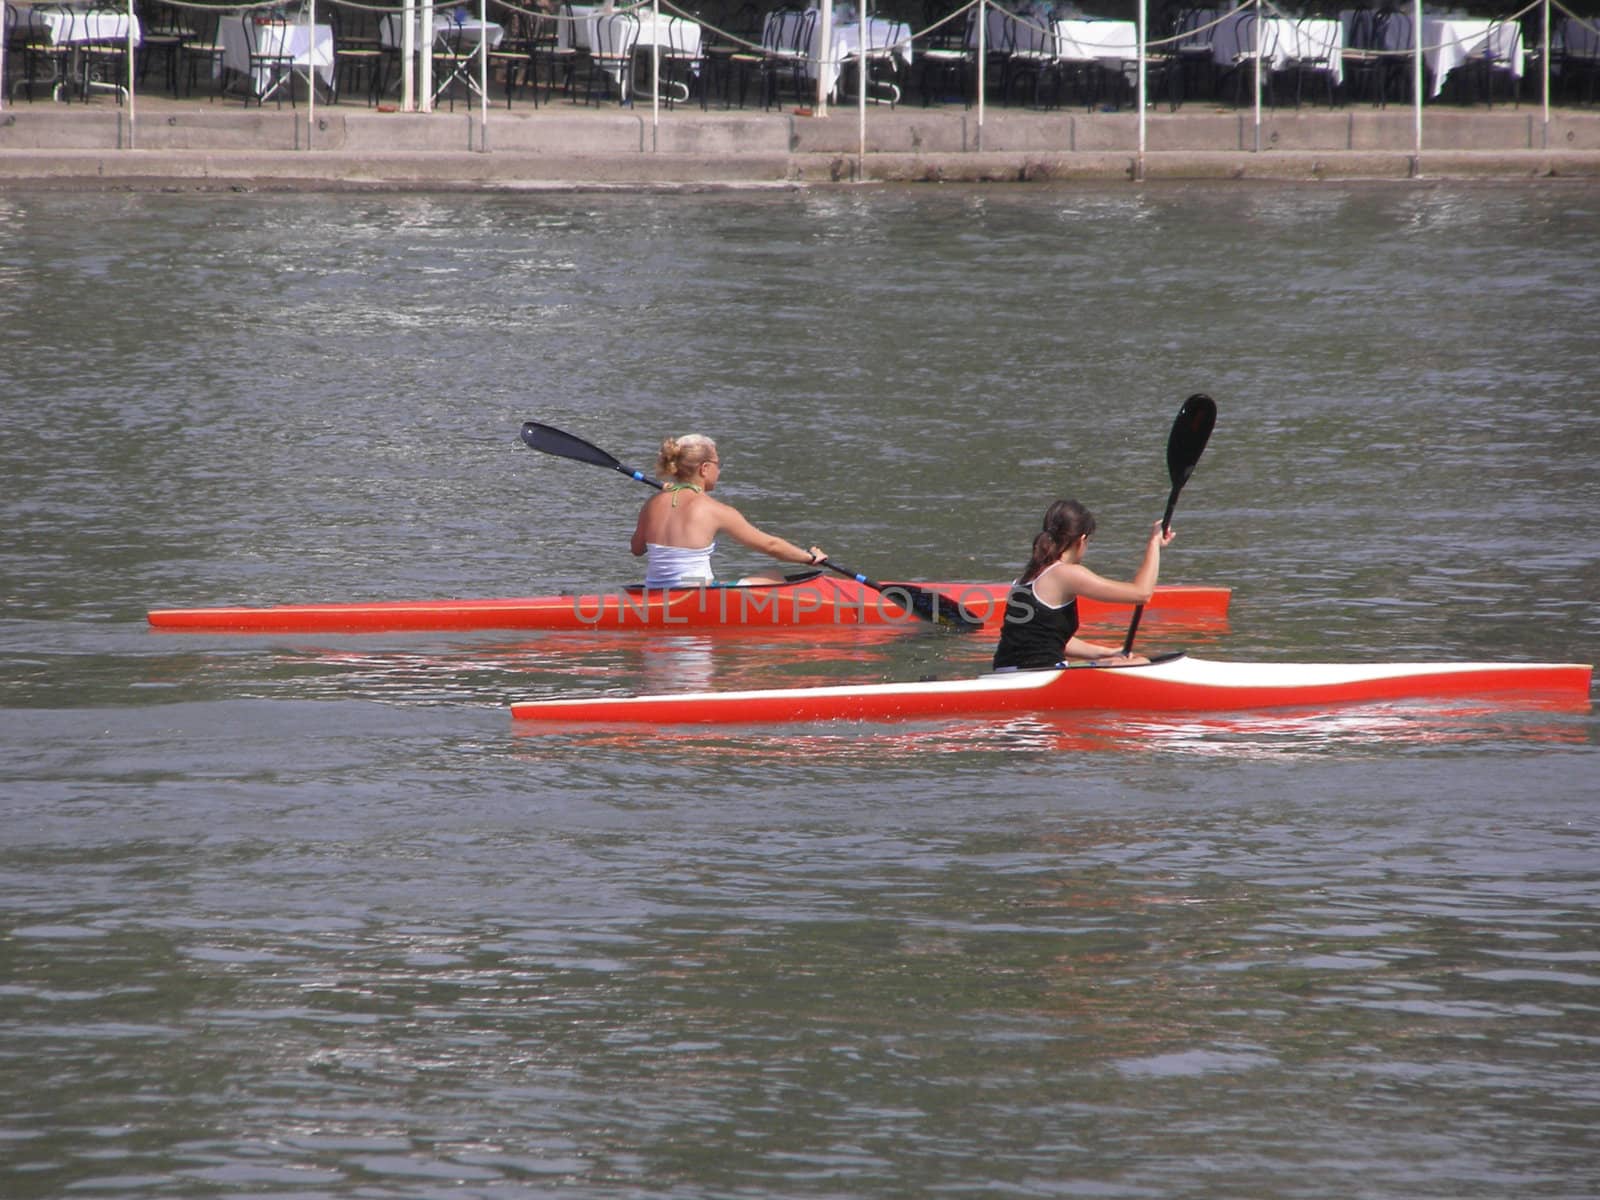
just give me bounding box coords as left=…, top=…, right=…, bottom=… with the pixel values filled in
left=1018, top=499, right=1096, bottom=584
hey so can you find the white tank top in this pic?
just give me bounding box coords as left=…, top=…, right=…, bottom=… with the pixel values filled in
left=644, top=541, right=717, bottom=588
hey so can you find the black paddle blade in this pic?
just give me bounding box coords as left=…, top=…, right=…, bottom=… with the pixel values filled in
left=1167, top=393, right=1216, bottom=489
left=521, top=421, right=663, bottom=489
left=820, top=559, right=982, bottom=632
left=521, top=421, right=625, bottom=472
left=1129, top=393, right=1218, bottom=654
left=904, top=586, right=983, bottom=633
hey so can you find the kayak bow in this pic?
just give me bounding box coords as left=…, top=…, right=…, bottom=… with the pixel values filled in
left=509, top=655, right=1593, bottom=725
left=148, top=578, right=1230, bottom=634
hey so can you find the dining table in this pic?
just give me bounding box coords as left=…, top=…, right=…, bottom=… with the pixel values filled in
left=802, top=15, right=912, bottom=98
left=1053, top=18, right=1139, bottom=65
left=378, top=10, right=505, bottom=102
left=1337, top=10, right=1524, bottom=97
left=559, top=5, right=701, bottom=58
left=559, top=5, right=703, bottom=99
left=220, top=16, right=334, bottom=98
left=377, top=10, right=505, bottom=53
left=968, top=11, right=1137, bottom=67
left=9, top=2, right=142, bottom=99
left=1212, top=9, right=1345, bottom=86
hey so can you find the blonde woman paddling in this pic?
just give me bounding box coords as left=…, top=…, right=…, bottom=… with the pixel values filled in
left=631, top=434, right=826, bottom=588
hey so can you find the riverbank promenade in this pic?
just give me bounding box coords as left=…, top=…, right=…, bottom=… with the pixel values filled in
left=4, top=91, right=1599, bottom=189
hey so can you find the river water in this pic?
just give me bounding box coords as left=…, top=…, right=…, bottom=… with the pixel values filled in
left=2, top=181, right=1598, bottom=1199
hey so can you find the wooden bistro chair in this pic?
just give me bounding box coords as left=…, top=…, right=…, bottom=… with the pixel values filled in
left=329, top=3, right=385, bottom=105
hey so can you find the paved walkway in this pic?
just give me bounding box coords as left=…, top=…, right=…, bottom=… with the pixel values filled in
left=3, top=91, right=1599, bottom=188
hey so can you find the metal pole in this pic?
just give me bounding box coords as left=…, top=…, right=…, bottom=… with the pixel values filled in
left=1252, top=0, right=1261, bottom=152
left=0, top=0, right=8, bottom=111
left=1540, top=0, right=1550, bottom=147
left=420, top=0, right=435, bottom=111
left=402, top=0, right=416, bottom=110
left=1136, top=0, right=1147, bottom=178
left=977, top=0, right=986, bottom=150
left=1412, top=0, right=1422, bottom=163
left=818, top=0, right=832, bottom=116
left=479, top=0, right=489, bottom=149
left=857, top=0, right=867, bottom=173
left=652, top=0, right=660, bottom=138
left=306, top=0, right=316, bottom=148
left=126, top=0, right=137, bottom=144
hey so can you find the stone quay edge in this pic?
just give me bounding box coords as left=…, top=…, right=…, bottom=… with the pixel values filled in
left=3, top=102, right=1599, bottom=190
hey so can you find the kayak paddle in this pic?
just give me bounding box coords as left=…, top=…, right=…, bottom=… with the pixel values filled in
left=1121, top=393, right=1216, bottom=656
left=520, top=421, right=980, bottom=632
left=521, top=420, right=664, bottom=489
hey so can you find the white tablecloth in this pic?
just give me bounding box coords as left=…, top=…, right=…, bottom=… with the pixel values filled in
left=554, top=7, right=702, bottom=100
left=1213, top=11, right=1344, bottom=86
left=1421, top=16, right=1522, bottom=96
left=969, top=13, right=1136, bottom=66
left=220, top=18, right=334, bottom=94
left=559, top=5, right=699, bottom=58
left=1054, top=19, right=1138, bottom=64
left=378, top=12, right=505, bottom=51
left=1338, top=10, right=1522, bottom=97
left=806, top=17, right=911, bottom=92
left=19, top=6, right=141, bottom=46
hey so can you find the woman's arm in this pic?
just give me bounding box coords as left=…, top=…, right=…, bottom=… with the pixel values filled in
left=1043, top=522, right=1174, bottom=606
left=713, top=502, right=823, bottom=565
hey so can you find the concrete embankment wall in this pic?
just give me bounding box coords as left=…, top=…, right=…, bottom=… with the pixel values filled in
left=3, top=103, right=1599, bottom=188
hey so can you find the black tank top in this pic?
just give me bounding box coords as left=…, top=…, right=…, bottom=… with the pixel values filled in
left=991, top=580, right=1079, bottom=670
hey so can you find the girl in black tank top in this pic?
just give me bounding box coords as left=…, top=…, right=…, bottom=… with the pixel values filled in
left=992, top=582, right=1080, bottom=670
left=990, top=499, right=1175, bottom=672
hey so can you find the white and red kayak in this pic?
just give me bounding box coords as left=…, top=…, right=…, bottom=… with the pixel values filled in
left=147, top=577, right=1230, bottom=635
left=509, top=654, right=1592, bottom=725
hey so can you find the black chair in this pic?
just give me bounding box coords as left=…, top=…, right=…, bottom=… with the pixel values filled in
left=1554, top=15, right=1600, bottom=105
left=11, top=4, right=76, bottom=101
left=1226, top=11, right=1279, bottom=107
left=1377, top=8, right=1416, bottom=103
left=430, top=12, right=480, bottom=110
left=1460, top=16, right=1520, bottom=107
left=1122, top=8, right=1184, bottom=112
left=1173, top=6, right=1219, bottom=101
left=635, top=13, right=694, bottom=108
left=516, top=10, right=572, bottom=103
left=701, top=0, right=757, bottom=107
left=917, top=6, right=974, bottom=108
left=1281, top=15, right=1338, bottom=107
left=79, top=1, right=132, bottom=103
left=136, top=0, right=189, bottom=95
left=724, top=7, right=786, bottom=109
left=485, top=8, right=531, bottom=107
left=329, top=3, right=384, bottom=105
left=177, top=4, right=226, bottom=99
left=1340, top=6, right=1382, bottom=103
left=840, top=17, right=904, bottom=107
left=759, top=8, right=815, bottom=111
left=240, top=14, right=298, bottom=106
left=582, top=8, right=636, bottom=104
left=554, top=1, right=591, bottom=101
left=1002, top=16, right=1056, bottom=109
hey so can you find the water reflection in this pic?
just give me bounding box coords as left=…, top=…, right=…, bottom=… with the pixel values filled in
left=515, top=703, right=1593, bottom=762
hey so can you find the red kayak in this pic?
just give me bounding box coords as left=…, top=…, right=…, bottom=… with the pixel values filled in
left=147, top=577, right=1231, bottom=634
left=509, top=654, right=1592, bottom=725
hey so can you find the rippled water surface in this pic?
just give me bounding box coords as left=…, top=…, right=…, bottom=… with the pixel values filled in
left=2, top=182, right=1598, bottom=1199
